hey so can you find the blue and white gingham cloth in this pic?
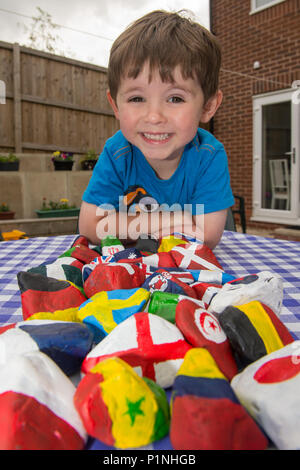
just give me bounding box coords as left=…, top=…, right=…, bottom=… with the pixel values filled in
left=1, top=231, right=300, bottom=339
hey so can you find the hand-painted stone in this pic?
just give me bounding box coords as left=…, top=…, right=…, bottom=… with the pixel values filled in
left=0, top=351, right=87, bottom=450
left=101, top=236, right=124, bottom=257
left=158, top=236, right=189, bottom=253
left=231, top=342, right=300, bottom=450
left=81, top=312, right=192, bottom=388
left=190, top=281, right=222, bottom=304
left=17, top=271, right=87, bottom=322
left=175, top=298, right=238, bottom=380
left=148, top=292, right=207, bottom=324
left=189, top=270, right=235, bottom=284
left=139, top=252, right=177, bottom=268
left=0, top=320, right=94, bottom=376
left=218, top=301, right=294, bottom=367
left=135, top=235, right=159, bottom=255
left=77, top=288, right=150, bottom=342
left=142, top=269, right=197, bottom=298
left=74, top=357, right=169, bottom=449
left=83, top=262, right=145, bottom=298
left=209, top=271, right=283, bottom=316
left=28, top=256, right=84, bottom=289
left=59, top=243, right=101, bottom=264
left=170, top=348, right=268, bottom=450
left=170, top=243, right=223, bottom=271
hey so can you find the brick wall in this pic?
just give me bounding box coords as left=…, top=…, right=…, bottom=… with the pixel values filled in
left=211, top=0, right=300, bottom=228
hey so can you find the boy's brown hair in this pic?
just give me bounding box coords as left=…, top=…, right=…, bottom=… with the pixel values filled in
left=107, top=10, right=221, bottom=103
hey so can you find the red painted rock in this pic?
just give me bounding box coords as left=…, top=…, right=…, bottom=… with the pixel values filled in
left=170, top=243, right=223, bottom=270
left=175, top=298, right=238, bottom=380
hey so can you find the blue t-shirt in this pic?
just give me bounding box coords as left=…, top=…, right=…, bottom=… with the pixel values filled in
left=82, top=128, right=234, bottom=215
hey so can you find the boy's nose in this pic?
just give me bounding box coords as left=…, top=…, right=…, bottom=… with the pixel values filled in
left=144, top=103, right=166, bottom=124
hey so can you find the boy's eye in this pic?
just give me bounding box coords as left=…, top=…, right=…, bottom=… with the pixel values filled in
left=128, top=96, right=144, bottom=102
left=168, top=96, right=184, bottom=103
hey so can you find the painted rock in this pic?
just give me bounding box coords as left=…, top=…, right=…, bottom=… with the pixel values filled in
left=142, top=269, right=197, bottom=298
left=231, top=342, right=300, bottom=450
left=0, top=351, right=87, bottom=450
left=83, top=262, right=145, bottom=298
left=189, top=269, right=235, bottom=284
left=113, top=247, right=142, bottom=262
left=17, top=271, right=87, bottom=322
left=135, top=235, right=159, bottom=255
left=170, top=243, right=223, bottom=270
left=59, top=243, right=101, bottom=264
left=148, top=292, right=207, bottom=324
left=138, top=252, right=177, bottom=268
left=219, top=301, right=294, bottom=368
left=77, top=288, right=150, bottom=342
left=170, top=348, right=268, bottom=450
left=81, top=312, right=192, bottom=388
left=190, top=281, right=222, bottom=304
left=158, top=235, right=189, bottom=252
left=0, top=320, right=94, bottom=376
left=209, top=271, right=283, bottom=316
left=101, top=235, right=124, bottom=257
left=74, top=357, right=170, bottom=449
left=28, top=256, right=84, bottom=289
left=175, top=299, right=238, bottom=380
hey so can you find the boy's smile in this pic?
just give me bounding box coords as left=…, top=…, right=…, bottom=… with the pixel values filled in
left=107, top=62, right=222, bottom=179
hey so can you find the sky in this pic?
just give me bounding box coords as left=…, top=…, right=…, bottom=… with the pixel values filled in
left=0, top=0, right=210, bottom=68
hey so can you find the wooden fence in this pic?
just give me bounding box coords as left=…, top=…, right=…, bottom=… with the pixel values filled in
left=0, top=40, right=119, bottom=154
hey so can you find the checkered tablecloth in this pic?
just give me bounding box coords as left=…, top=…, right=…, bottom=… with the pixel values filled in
left=1, top=231, right=300, bottom=340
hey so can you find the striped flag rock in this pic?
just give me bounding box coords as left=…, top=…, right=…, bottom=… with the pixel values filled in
left=209, top=271, right=283, bottom=316
left=74, top=357, right=169, bottom=449
left=28, top=256, right=84, bottom=289
left=81, top=312, right=192, bottom=388
left=0, top=320, right=94, bottom=376
left=0, top=351, right=87, bottom=450
left=170, top=243, right=223, bottom=271
left=142, top=269, right=197, bottom=298
left=170, top=348, right=268, bottom=450
left=231, top=342, right=300, bottom=450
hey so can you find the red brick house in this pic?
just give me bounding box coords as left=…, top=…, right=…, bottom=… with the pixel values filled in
left=210, top=0, right=300, bottom=233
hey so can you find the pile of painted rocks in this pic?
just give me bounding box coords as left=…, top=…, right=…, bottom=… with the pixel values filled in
left=0, top=234, right=299, bottom=450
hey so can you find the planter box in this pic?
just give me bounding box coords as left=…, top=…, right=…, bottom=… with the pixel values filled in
left=0, top=161, right=19, bottom=171
left=36, top=208, right=80, bottom=218
left=81, top=159, right=97, bottom=170
left=0, top=211, right=15, bottom=220
left=53, top=160, right=74, bottom=171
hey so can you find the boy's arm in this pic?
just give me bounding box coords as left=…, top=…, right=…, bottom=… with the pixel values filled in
left=193, top=209, right=227, bottom=250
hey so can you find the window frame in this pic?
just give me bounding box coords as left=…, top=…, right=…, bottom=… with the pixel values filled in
left=250, top=0, right=286, bottom=14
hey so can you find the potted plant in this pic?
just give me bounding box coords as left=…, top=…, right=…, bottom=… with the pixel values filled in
left=0, top=203, right=15, bottom=220
left=0, top=153, right=20, bottom=171
left=51, top=151, right=74, bottom=171
left=35, top=198, right=80, bottom=218
left=80, top=149, right=98, bottom=170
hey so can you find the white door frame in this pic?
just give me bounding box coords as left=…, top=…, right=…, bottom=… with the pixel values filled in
left=252, top=87, right=300, bottom=225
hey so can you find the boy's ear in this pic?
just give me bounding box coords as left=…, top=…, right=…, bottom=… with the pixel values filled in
left=200, top=90, right=223, bottom=123
left=106, top=90, right=120, bottom=120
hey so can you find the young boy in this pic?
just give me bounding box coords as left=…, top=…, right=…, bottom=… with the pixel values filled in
left=79, top=10, right=234, bottom=249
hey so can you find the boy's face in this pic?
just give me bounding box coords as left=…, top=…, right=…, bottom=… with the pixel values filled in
left=107, top=63, right=222, bottom=171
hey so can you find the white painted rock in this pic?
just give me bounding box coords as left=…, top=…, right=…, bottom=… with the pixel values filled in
left=231, top=341, right=300, bottom=450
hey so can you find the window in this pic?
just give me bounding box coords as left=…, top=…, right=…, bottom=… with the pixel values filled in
left=250, top=0, right=285, bottom=14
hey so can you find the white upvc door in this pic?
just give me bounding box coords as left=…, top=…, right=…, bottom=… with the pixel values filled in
left=252, top=88, right=300, bottom=225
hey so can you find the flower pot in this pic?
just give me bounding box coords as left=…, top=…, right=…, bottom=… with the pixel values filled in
left=0, top=161, right=19, bottom=171
left=36, top=208, right=80, bottom=218
left=0, top=211, right=15, bottom=220
left=53, top=160, right=74, bottom=171
left=81, top=159, right=97, bottom=171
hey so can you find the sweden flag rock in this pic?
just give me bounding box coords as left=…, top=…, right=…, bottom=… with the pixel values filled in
left=0, top=351, right=87, bottom=450
left=77, top=287, right=150, bottom=342
left=17, top=271, right=87, bottom=322
left=0, top=320, right=94, bottom=376
left=74, top=357, right=170, bottom=449
left=170, top=348, right=268, bottom=450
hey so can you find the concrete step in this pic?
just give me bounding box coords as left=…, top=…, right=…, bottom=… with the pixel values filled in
left=0, top=216, right=78, bottom=238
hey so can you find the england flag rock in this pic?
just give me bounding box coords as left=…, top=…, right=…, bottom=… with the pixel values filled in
left=231, top=342, right=300, bottom=450
left=0, top=351, right=87, bottom=450
left=81, top=312, right=192, bottom=388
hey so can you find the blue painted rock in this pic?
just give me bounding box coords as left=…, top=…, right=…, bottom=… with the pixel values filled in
left=209, top=271, right=283, bottom=316
left=74, top=357, right=169, bottom=449
left=0, top=320, right=94, bottom=376
left=170, top=348, right=268, bottom=450
left=175, top=298, right=238, bottom=380
left=142, top=269, right=197, bottom=298
left=17, top=271, right=87, bottom=322
left=0, top=351, right=87, bottom=450
left=231, top=342, right=300, bottom=450
left=77, top=287, right=150, bottom=342
left=81, top=312, right=192, bottom=388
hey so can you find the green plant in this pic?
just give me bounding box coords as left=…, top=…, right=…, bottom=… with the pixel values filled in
left=52, top=151, right=74, bottom=162
left=0, top=153, right=19, bottom=162
left=0, top=203, right=10, bottom=212
left=41, top=197, right=76, bottom=211
left=81, top=149, right=98, bottom=161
